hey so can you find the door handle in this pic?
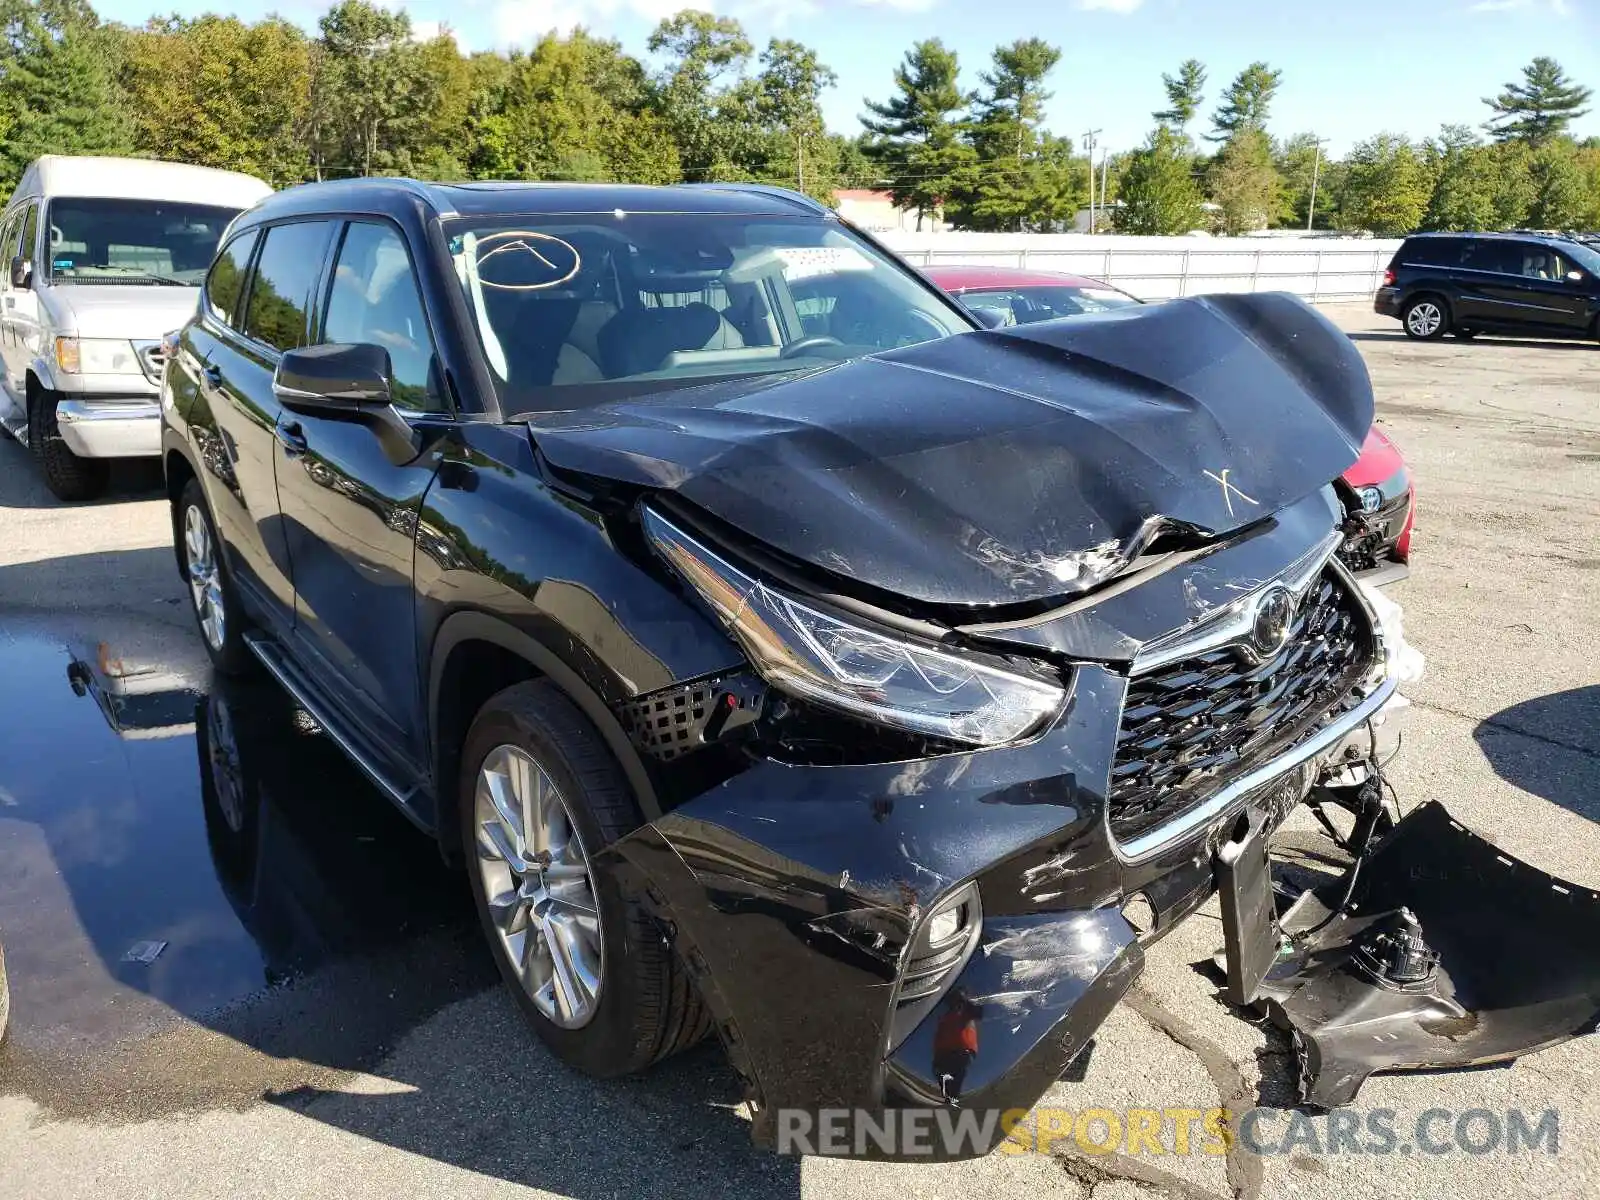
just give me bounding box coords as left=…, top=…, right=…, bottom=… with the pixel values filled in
left=275, top=418, right=309, bottom=455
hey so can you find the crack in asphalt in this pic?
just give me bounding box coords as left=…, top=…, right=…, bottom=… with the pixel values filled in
left=1122, top=987, right=1266, bottom=1200
left=1412, top=696, right=1600, bottom=761
left=1058, top=1150, right=1226, bottom=1199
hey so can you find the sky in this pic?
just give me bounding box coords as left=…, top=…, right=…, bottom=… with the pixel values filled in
left=94, top=0, right=1600, bottom=158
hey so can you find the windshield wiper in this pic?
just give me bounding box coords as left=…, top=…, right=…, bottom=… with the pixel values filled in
left=53, top=266, right=193, bottom=286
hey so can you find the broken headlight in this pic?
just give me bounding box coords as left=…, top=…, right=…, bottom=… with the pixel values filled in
left=643, top=507, right=1065, bottom=747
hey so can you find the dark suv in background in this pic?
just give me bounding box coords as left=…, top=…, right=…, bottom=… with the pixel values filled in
left=1376, top=230, right=1600, bottom=341
left=161, top=177, right=1417, bottom=1155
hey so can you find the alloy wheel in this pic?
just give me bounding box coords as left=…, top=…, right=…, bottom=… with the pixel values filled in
left=206, top=695, right=246, bottom=835
left=474, top=744, right=605, bottom=1028
left=1406, top=302, right=1442, bottom=337
left=184, top=505, right=226, bottom=651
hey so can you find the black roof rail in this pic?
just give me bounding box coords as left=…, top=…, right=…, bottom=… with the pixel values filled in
left=678, top=182, right=831, bottom=216
left=277, top=175, right=453, bottom=212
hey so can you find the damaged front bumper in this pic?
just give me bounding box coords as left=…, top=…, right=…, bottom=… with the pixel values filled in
left=605, top=659, right=1409, bottom=1160
left=1259, top=802, right=1600, bottom=1108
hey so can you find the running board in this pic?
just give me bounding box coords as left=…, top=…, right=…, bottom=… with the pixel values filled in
left=243, top=630, right=427, bottom=824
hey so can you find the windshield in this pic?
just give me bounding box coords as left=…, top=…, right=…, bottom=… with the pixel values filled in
left=446, top=213, right=972, bottom=413
left=958, top=283, right=1142, bottom=327
left=45, top=198, right=243, bottom=286
left=1561, top=239, right=1600, bottom=277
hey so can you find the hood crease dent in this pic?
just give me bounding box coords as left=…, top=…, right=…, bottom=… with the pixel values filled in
left=527, top=293, right=1373, bottom=609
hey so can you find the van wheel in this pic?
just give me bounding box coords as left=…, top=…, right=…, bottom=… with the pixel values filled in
left=460, top=680, right=710, bottom=1077
left=29, top=390, right=108, bottom=501
left=1402, top=296, right=1449, bottom=340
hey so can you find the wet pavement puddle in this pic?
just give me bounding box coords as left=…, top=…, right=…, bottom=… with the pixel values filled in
left=0, top=614, right=491, bottom=1119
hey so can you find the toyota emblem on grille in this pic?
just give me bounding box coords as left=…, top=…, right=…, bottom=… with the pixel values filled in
left=1249, top=586, right=1295, bottom=659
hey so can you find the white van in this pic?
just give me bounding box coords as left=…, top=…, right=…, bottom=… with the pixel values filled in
left=0, top=156, right=271, bottom=499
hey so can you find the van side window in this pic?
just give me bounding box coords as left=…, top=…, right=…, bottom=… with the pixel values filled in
left=0, top=211, right=21, bottom=267
left=1462, top=241, right=1518, bottom=275
left=1403, top=238, right=1462, bottom=267
left=321, top=222, right=445, bottom=413
left=205, top=230, right=258, bottom=328
left=241, top=221, right=335, bottom=352
left=18, top=203, right=38, bottom=264
left=1515, top=245, right=1567, bottom=281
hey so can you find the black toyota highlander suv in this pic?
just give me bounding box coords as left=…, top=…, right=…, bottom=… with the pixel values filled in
left=161, top=179, right=1410, bottom=1154
left=1375, top=230, right=1600, bottom=341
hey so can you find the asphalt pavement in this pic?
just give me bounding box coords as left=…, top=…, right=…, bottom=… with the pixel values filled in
left=0, top=304, right=1597, bottom=1199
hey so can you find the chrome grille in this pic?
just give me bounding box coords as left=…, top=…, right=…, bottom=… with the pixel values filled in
left=133, top=341, right=167, bottom=385
left=1109, top=571, right=1374, bottom=844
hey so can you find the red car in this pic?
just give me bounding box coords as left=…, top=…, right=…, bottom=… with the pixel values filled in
left=925, top=265, right=1415, bottom=583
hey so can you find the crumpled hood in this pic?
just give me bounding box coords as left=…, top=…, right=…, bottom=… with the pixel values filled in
left=528, top=292, right=1373, bottom=609
left=46, top=285, right=201, bottom=340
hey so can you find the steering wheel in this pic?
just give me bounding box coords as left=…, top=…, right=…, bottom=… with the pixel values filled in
left=780, top=335, right=846, bottom=360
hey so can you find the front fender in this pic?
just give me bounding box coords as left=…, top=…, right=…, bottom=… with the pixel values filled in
left=427, top=609, right=663, bottom=821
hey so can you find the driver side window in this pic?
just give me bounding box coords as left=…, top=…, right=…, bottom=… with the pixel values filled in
left=322, top=221, right=444, bottom=414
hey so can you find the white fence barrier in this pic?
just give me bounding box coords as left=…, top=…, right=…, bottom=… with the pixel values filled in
left=875, top=232, right=1407, bottom=303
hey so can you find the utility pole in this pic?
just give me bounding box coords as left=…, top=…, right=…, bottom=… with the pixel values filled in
left=1101, top=151, right=1111, bottom=228
left=1306, top=137, right=1329, bottom=232
left=1082, top=128, right=1102, bottom=232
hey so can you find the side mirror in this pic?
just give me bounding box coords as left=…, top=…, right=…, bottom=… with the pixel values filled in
left=10, top=255, right=31, bottom=289
left=273, top=342, right=420, bottom=466
left=1566, top=270, right=1588, bottom=285
left=273, top=343, right=392, bottom=415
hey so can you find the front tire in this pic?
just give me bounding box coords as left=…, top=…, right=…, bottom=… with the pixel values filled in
left=29, top=389, right=108, bottom=501
left=1402, top=296, right=1449, bottom=340
left=460, top=680, right=709, bottom=1076
left=177, top=478, right=254, bottom=675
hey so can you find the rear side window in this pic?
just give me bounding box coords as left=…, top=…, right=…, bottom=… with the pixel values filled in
left=1400, top=238, right=1462, bottom=267
left=321, top=221, right=444, bottom=413
left=205, top=230, right=257, bottom=327
left=1462, top=240, right=1519, bottom=275
left=241, top=221, right=335, bottom=351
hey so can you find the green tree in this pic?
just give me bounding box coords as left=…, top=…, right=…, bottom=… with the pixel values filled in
left=1420, top=125, right=1499, bottom=231
left=406, top=30, right=475, bottom=180
left=1153, top=58, right=1206, bottom=134
left=314, top=0, right=427, bottom=177
left=1275, top=132, right=1331, bottom=228
left=1527, top=140, right=1587, bottom=228
left=1484, top=56, right=1592, bottom=146
left=1207, top=128, right=1283, bottom=233
left=969, top=37, right=1060, bottom=163
left=1487, top=141, right=1537, bottom=227
left=860, top=39, right=972, bottom=229
left=491, top=32, right=680, bottom=185
left=0, top=0, right=129, bottom=190
left=1337, top=133, right=1432, bottom=235
left=1114, top=126, right=1203, bottom=234
left=948, top=38, right=1080, bottom=231
left=647, top=10, right=752, bottom=180
left=1209, top=61, right=1281, bottom=143
left=117, top=15, right=311, bottom=185
left=753, top=38, right=836, bottom=196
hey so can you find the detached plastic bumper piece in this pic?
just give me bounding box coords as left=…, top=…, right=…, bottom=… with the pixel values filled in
left=1259, top=801, right=1600, bottom=1107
